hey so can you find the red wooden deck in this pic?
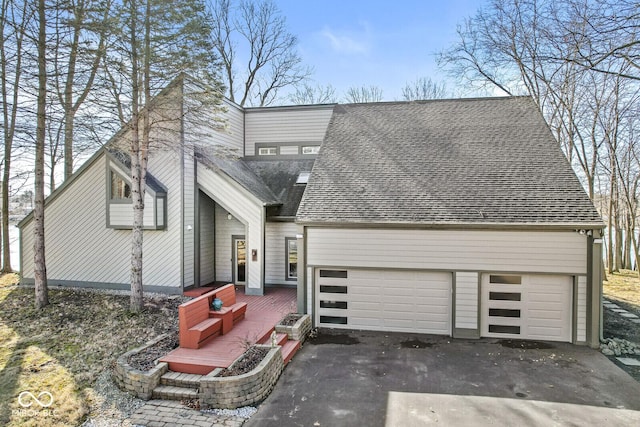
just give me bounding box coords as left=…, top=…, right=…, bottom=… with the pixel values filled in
left=160, top=286, right=297, bottom=375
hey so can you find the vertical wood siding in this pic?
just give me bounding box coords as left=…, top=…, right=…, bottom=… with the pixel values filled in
left=455, top=272, right=479, bottom=329
left=198, top=166, right=264, bottom=289
left=306, top=228, right=587, bottom=274
left=244, top=106, right=333, bottom=156
left=214, top=204, right=245, bottom=282
left=265, top=222, right=298, bottom=285
left=21, top=151, right=182, bottom=287
left=577, top=275, right=587, bottom=342
left=199, top=192, right=216, bottom=285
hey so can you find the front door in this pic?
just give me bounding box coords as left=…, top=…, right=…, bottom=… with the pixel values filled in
left=233, top=237, right=246, bottom=284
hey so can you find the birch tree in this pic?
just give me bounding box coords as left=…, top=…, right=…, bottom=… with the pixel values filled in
left=104, top=0, right=222, bottom=312
left=34, top=0, right=49, bottom=308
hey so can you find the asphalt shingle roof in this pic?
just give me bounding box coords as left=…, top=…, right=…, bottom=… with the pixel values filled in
left=245, top=159, right=315, bottom=218
left=296, top=97, right=602, bottom=226
left=195, top=146, right=280, bottom=206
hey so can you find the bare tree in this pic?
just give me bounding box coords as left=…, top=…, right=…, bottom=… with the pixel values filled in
left=1, top=0, right=34, bottom=273
left=52, top=0, right=112, bottom=181
left=104, top=0, right=222, bottom=312
left=344, top=85, right=384, bottom=103
left=34, top=0, right=48, bottom=308
left=559, top=0, right=640, bottom=81
left=288, top=83, right=337, bottom=105
left=208, top=0, right=311, bottom=106
left=401, top=77, right=449, bottom=100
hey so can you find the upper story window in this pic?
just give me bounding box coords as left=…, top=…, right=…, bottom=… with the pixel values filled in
left=296, top=172, right=311, bottom=184
left=106, top=158, right=166, bottom=230
left=111, top=171, right=131, bottom=200
left=258, top=147, right=277, bottom=156
left=302, top=145, right=320, bottom=155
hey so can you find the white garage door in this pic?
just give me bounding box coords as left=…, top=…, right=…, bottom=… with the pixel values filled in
left=481, top=274, right=572, bottom=342
left=315, top=268, right=451, bottom=335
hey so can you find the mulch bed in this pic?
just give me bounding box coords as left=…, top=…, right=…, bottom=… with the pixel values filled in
left=127, top=333, right=179, bottom=371
left=278, top=313, right=301, bottom=326
left=218, top=346, right=269, bottom=377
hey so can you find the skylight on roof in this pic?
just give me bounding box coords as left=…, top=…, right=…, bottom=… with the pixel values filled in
left=296, top=172, right=311, bottom=184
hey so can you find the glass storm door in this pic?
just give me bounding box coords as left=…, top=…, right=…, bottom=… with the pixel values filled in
left=234, top=238, right=246, bottom=284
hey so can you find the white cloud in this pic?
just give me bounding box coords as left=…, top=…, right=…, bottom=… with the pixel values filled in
left=319, top=23, right=371, bottom=55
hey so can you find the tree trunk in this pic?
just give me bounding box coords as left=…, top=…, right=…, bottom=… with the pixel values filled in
left=2, top=167, right=11, bottom=273
left=34, top=0, right=48, bottom=309
left=128, top=0, right=144, bottom=313
left=607, top=203, right=614, bottom=272
left=625, top=212, right=633, bottom=270
left=615, top=215, right=623, bottom=272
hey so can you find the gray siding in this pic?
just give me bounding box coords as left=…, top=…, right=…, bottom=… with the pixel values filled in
left=455, top=272, right=478, bottom=330
left=265, top=222, right=298, bottom=285
left=109, top=196, right=156, bottom=227
left=214, top=204, right=245, bottom=282
left=21, top=152, right=181, bottom=288
left=244, top=106, right=333, bottom=156
left=306, top=228, right=587, bottom=275
left=199, top=192, right=216, bottom=285
left=198, top=166, right=264, bottom=290
left=206, top=99, right=244, bottom=152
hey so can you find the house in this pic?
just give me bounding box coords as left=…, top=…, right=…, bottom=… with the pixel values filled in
left=18, top=77, right=604, bottom=347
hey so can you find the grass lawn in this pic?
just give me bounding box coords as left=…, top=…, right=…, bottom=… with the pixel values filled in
left=0, top=274, right=181, bottom=426
left=604, top=269, right=640, bottom=309
left=602, top=270, right=640, bottom=345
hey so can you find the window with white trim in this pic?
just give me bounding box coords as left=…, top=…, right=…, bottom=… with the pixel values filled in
left=302, top=145, right=320, bottom=155
left=110, top=171, right=131, bottom=200
left=258, top=147, right=277, bottom=156
left=286, top=237, right=298, bottom=280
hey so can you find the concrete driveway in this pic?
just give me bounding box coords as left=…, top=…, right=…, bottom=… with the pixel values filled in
left=246, top=330, right=640, bottom=426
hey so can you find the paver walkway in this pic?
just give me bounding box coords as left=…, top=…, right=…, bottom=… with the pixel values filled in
left=127, top=400, right=245, bottom=427
left=603, top=299, right=640, bottom=324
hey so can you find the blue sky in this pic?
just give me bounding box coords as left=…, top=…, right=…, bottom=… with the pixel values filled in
left=276, top=0, right=487, bottom=101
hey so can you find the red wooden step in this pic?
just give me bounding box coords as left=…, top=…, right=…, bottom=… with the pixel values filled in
left=281, top=339, right=301, bottom=364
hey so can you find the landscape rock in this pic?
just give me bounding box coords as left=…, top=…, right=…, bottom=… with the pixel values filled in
left=600, top=337, right=640, bottom=356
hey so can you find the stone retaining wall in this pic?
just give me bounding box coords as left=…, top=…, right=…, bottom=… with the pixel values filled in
left=113, top=334, right=169, bottom=400
left=199, top=345, right=284, bottom=409
left=275, top=314, right=312, bottom=343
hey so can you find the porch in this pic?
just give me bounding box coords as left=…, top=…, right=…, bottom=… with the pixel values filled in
left=160, top=286, right=298, bottom=375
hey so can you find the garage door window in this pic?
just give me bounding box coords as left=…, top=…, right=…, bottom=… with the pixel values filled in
left=319, top=270, right=348, bottom=278
left=482, top=274, right=572, bottom=342
left=486, top=274, right=523, bottom=337
left=489, top=274, right=522, bottom=285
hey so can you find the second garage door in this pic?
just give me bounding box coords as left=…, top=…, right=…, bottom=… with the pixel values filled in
left=481, top=274, right=573, bottom=342
left=316, top=268, right=451, bottom=335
